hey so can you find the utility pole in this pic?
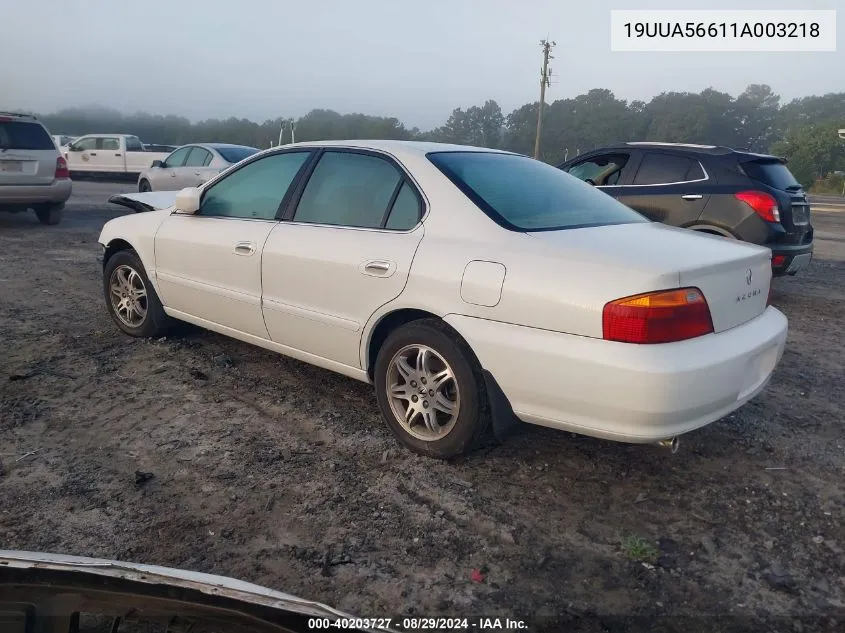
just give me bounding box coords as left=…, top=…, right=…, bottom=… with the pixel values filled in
left=533, top=39, right=555, bottom=160
left=290, top=118, right=296, bottom=144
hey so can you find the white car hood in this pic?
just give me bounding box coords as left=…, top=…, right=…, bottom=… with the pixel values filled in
left=0, top=550, right=365, bottom=622
left=109, top=190, right=180, bottom=212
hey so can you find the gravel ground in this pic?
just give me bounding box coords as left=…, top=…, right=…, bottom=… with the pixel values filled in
left=1, top=182, right=844, bottom=632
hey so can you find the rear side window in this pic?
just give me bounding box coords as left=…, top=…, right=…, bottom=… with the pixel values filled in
left=428, top=151, right=646, bottom=231
left=217, top=146, right=259, bottom=164
left=125, top=136, right=143, bottom=151
left=385, top=182, right=422, bottom=230
left=294, top=151, right=406, bottom=229
left=633, top=153, right=705, bottom=185
left=185, top=147, right=212, bottom=167
left=0, top=121, right=55, bottom=150
left=742, top=160, right=802, bottom=191
left=100, top=137, right=120, bottom=151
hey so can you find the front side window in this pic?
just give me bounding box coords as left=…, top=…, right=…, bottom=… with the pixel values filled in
left=293, top=151, right=409, bottom=229
left=200, top=151, right=310, bottom=220
left=633, top=153, right=705, bottom=185
left=565, top=153, right=630, bottom=186
left=73, top=137, right=97, bottom=151
left=429, top=151, right=646, bottom=231
left=163, top=146, right=191, bottom=168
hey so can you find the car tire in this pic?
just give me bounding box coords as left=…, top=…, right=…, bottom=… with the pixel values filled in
left=103, top=249, right=173, bottom=338
left=35, top=204, right=63, bottom=226
left=374, top=318, right=490, bottom=459
left=138, top=179, right=152, bottom=193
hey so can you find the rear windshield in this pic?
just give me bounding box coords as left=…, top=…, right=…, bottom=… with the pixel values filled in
left=428, top=151, right=647, bottom=231
left=742, top=159, right=802, bottom=191
left=217, top=146, right=259, bottom=163
left=0, top=121, right=55, bottom=150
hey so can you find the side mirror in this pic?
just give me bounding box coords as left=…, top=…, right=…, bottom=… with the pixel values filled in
left=174, top=187, right=201, bottom=215
left=151, top=160, right=163, bottom=168
left=68, top=144, right=82, bottom=152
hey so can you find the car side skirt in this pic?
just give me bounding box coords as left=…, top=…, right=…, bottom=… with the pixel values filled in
left=163, top=308, right=370, bottom=383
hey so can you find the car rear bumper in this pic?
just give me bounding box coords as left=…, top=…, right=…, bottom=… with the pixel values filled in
left=446, top=307, right=788, bottom=443
left=0, top=179, right=72, bottom=208
left=768, top=241, right=813, bottom=276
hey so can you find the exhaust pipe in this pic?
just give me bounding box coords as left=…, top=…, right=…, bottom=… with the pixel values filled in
left=657, top=437, right=679, bottom=454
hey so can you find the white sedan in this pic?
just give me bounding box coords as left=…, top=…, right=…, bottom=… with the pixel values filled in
left=101, top=140, right=788, bottom=458
left=137, top=143, right=259, bottom=192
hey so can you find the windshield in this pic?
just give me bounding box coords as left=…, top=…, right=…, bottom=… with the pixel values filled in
left=428, top=151, right=648, bottom=231
left=0, top=120, right=55, bottom=150
left=217, top=146, right=259, bottom=164
left=742, top=159, right=803, bottom=191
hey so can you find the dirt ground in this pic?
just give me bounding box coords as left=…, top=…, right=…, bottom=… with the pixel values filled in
left=1, top=182, right=844, bottom=632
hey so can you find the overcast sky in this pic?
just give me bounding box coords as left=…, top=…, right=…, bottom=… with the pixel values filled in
left=1, top=0, right=841, bottom=129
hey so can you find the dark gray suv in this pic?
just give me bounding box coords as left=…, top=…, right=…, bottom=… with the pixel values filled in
left=0, top=112, right=72, bottom=225
left=559, top=142, right=813, bottom=276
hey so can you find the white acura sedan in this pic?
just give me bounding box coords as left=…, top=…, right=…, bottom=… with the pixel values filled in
left=101, top=141, right=788, bottom=458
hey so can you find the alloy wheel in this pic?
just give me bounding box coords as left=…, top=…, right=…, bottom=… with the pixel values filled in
left=385, top=344, right=460, bottom=441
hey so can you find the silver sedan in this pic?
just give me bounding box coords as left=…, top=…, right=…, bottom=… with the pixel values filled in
left=137, top=143, right=259, bottom=192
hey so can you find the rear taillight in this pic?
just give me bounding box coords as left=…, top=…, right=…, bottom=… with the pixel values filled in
left=602, top=287, right=714, bottom=344
left=55, top=156, right=69, bottom=179
left=735, top=190, right=780, bottom=223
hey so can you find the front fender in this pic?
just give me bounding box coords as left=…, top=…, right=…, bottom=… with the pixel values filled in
left=99, top=209, right=171, bottom=297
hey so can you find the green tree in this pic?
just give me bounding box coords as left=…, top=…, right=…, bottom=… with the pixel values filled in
left=770, top=123, right=845, bottom=188
left=428, top=100, right=504, bottom=147
left=735, top=84, right=780, bottom=151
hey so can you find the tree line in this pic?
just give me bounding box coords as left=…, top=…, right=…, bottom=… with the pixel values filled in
left=37, top=84, right=845, bottom=189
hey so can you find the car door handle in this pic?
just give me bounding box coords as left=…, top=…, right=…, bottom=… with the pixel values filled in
left=682, top=194, right=703, bottom=200
left=233, top=241, right=256, bottom=256
left=365, top=260, right=390, bottom=271
left=89, top=152, right=97, bottom=156
left=115, top=153, right=122, bottom=157
left=361, top=259, right=394, bottom=276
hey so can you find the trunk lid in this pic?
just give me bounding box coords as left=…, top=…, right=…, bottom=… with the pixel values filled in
left=527, top=222, right=772, bottom=333
left=675, top=234, right=771, bottom=332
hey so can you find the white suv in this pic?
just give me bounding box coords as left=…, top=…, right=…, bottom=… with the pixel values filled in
left=0, top=112, right=72, bottom=225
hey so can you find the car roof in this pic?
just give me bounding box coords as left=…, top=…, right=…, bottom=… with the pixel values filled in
left=594, top=141, right=780, bottom=161
left=0, top=111, right=39, bottom=121
left=280, top=139, right=517, bottom=159
left=203, top=143, right=258, bottom=150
